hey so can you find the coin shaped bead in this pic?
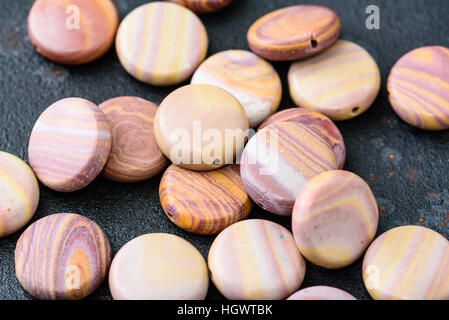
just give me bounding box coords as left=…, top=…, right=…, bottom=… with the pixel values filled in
left=15, top=213, right=111, bottom=300
left=28, top=98, right=112, bottom=192
left=116, top=2, right=208, bottom=86
left=0, top=152, right=39, bottom=238
left=99, top=97, right=168, bottom=183
left=28, top=0, right=119, bottom=64
left=109, top=233, right=209, bottom=300
left=288, top=40, right=381, bottom=121
left=362, top=226, right=449, bottom=300
left=208, top=219, right=306, bottom=300
left=287, top=286, right=357, bottom=300
left=165, top=0, right=233, bottom=13
left=292, top=170, right=379, bottom=269
left=240, top=122, right=337, bottom=216
left=160, top=164, right=251, bottom=235
left=259, top=108, right=346, bottom=169
left=154, top=84, right=249, bottom=171
left=191, top=50, right=282, bottom=127
left=388, top=46, right=449, bottom=130
left=247, top=5, right=341, bottom=61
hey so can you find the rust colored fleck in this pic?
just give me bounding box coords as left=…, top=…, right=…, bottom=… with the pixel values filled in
left=387, top=171, right=394, bottom=178
left=419, top=217, right=424, bottom=223
left=54, top=70, right=62, bottom=76
left=406, top=169, right=419, bottom=182
left=388, top=154, right=395, bottom=159
left=428, top=193, right=436, bottom=199
left=7, top=41, right=14, bottom=48
left=386, top=119, right=392, bottom=124
left=380, top=205, right=389, bottom=212
left=440, top=222, right=445, bottom=227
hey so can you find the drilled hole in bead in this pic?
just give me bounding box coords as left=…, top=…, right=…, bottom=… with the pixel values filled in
left=352, top=106, right=360, bottom=114
left=213, top=159, right=221, bottom=165
left=311, top=39, right=318, bottom=48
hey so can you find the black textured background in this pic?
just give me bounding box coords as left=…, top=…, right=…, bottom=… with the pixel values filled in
left=1, top=0, right=448, bottom=300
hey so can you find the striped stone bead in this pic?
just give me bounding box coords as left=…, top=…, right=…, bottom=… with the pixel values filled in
left=191, top=50, right=282, bottom=127
left=28, top=0, right=119, bottom=64
left=166, top=0, right=233, bottom=13
left=99, top=97, right=168, bottom=183
left=388, top=46, right=449, bottom=130
left=208, top=219, right=306, bottom=300
left=288, top=40, right=381, bottom=120
left=0, top=152, right=39, bottom=238
left=160, top=164, right=251, bottom=235
left=116, top=2, right=208, bottom=86
left=247, top=5, right=341, bottom=61
left=293, top=170, right=379, bottom=269
left=15, top=213, right=111, bottom=300
left=259, top=108, right=346, bottom=169
left=109, top=233, right=209, bottom=300
left=28, top=98, right=111, bottom=192
left=363, top=226, right=449, bottom=300
left=240, top=122, right=337, bottom=216
left=287, top=286, right=357, bottom=300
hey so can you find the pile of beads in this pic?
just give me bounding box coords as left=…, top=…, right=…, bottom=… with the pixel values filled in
left=2, top=0, right=445, bottom=301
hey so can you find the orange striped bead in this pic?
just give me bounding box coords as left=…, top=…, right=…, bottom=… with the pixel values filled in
left=388, top=46, right=449, bottom=130
left=28, top=0, right=119, bottom=64
left=166, top=0, right=233, bottom=13
left=160, top=164, right=251, bottom=235
left=247, top=5, right=341, bottom=61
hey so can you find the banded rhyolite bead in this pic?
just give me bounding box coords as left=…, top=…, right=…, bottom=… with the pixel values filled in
left=15, top=213, right=111, bottom=300
left=192, top=50, right=282, bottom=127
left=240, top=122, right=337, bottom=216
left=28, top=98, right=112, bottom=192
left=166, top=0, right=233, bottom=13
left=109, top=233, right=209, bottom=300
left=208, top=219, right=306, bottom=300
left=288, top=40, right=381, bottom=120
left=388, top=46, right=449, bottom=130
left=0, top=152, right=39, bottom=238
left=99, top=97, right=168, bottom=183
left=293, top=170, right=379, bottom=269
left=28, top=0, right=119, bottom=64
left=116, top=2, right=208, bottom=86
left=287, top=286, right=357, bottom=300
left=259, top=108, right=346, bottom=169
left=363, top=225, right=449, bottom=300
left=247, top=5, right=341, bottom=61
left=160, top=164, right=251, bottom=235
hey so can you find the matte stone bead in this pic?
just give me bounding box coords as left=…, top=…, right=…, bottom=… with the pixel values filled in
left=166, top=0, right=233, bottom=13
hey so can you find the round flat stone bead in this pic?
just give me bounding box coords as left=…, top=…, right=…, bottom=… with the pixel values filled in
left=288, top=40, right=381, bottom=121
left=293, top=170, right=378, bottom=269
left=259, top=108, right=345, bottom=169
left=165, top=0, right=233, bottom=13
left=99, top=97, right=168, bottom=183
left=363, top=226, right=449, bottom=300
left=287, top=286, right=357, bottom=300
left=387, top=46, right=449, bottom=130
left=240, top=122, right=337, bottom=216
left=208, top=219, right=306, bottom=300
left=160, top=164, right=251, bottom=235
left=247, top=5, right=341, bottom=61
left=15, top=213, right=111, bottom=300
left=191, top=50, right=282, bottom=127
left=116, top=2, right=208, bottom=86
left=28, top=98, right=112, bottom=192
left=0, top=152, right=39, bottom=238
left=109, top=233, right=209, bottom=300
left=28, top=0, right=119, bottom=64
left=154, top=84, right=249, bottom=171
